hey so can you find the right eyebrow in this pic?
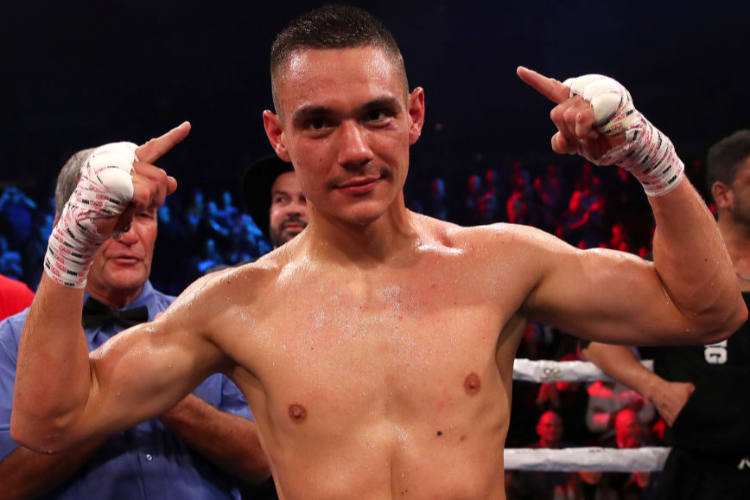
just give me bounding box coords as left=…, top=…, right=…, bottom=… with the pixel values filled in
left=291, top=106, right=334, bottom=126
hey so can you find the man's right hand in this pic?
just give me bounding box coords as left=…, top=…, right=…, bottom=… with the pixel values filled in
left=95, top=122, right=190, bottom=238
left=652, top=380, right=695, bottom=426
left=45, top=122, right=190, bottom=288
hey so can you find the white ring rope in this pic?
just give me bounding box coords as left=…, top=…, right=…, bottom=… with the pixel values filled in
left=512, top=358, right=654, bottom=383
left=509, top=359, right=667, bottom=472
left=504, top=447, right=670, bottom=472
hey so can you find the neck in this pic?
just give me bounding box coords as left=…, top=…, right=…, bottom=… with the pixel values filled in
left=86, top=285, right=144, bottom=310
left=540, top=439, right=560, bottom=449
left=301, top=194, right=419, bottom=267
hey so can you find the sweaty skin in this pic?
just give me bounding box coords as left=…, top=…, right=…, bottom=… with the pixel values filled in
left=12, top=47, right=745, bottom=500
left=185, top=216, right=528, bottom=499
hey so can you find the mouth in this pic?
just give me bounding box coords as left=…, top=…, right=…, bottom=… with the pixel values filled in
left=112, top=256, right=141, bottom=265
left=336, top=176, right=381, bottom=195
left=283, top=223, right=305, bottom=233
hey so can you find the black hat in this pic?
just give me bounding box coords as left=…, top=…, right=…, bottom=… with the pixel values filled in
left=242, top=154, right=294, bottom=238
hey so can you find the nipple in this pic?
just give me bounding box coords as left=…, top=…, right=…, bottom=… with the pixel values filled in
left=464, top=372, right=481, bottom=395
left=288, top=403, right=308, bottom=423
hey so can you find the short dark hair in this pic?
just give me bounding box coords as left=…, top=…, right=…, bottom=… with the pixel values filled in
left=270, top=5, right=408, bottom=116
left=55, top=148, right=96, bottom=219
left=706, top=130, right=750, bottom=201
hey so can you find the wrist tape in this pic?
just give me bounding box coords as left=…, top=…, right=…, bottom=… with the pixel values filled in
left=44, top=142, right=138, bottom=288
left=564, top=75, right=684, bottom=197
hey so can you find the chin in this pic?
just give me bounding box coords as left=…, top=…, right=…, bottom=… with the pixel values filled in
left=339, top=198, right=394, bottom=225
left=106, top=268, right=149, bottom=290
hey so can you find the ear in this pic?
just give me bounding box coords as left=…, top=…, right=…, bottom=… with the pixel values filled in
left=263, top=110, right=291, bottom=162
left=407, top=87, right=425, bottom=146
left=712, top=181, right=732, bottom=210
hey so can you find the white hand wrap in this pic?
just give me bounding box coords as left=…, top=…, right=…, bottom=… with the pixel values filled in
left=563, top=74, right=684, bottom=197
left=44, top=142, right=138, bottom=288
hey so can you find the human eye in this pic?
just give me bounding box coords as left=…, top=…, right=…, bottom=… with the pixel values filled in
left=273, top=194, right=289, bottom=205
left=364, top=107, right=395, bottom=126
left=303, top=116, right=336, bottom=135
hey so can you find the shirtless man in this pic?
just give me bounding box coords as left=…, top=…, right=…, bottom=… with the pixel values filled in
left=11, top=6, right=746, bottom=500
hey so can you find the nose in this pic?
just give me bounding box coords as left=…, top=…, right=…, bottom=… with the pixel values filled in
left=286, top=198, right=308, bottom=219
left=337, top=121, right=373, bottom=170
left=115, top=222, right=139, bottom=245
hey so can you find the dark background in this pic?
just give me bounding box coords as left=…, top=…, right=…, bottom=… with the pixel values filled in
left=2, top=0, right=749, bottom=198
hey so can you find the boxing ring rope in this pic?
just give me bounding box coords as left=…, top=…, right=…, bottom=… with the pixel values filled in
left=512, top=358, right=654, bottom=383
left=506, top=359, right=669, bottom=471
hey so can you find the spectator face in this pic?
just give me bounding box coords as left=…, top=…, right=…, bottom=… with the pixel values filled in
left=615, top=409, right=643, bottom=449
left=728, top=159, right=750, bottom=223
left=536, top=410, right=563, bottom=448
left=269, top=172, right=309, bottom=248
left=86, top=209, right=158, bottom=306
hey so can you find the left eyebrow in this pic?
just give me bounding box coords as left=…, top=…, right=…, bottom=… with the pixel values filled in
left=361, top=97, right=401, bottom=115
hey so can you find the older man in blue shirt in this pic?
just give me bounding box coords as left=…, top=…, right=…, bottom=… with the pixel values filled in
left=0, top=149, right=270, bottom=499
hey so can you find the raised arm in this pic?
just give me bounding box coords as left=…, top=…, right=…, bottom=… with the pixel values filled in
left=517, top=68, right=746, bottom=345
left=9, top=124, right=229, bottom=453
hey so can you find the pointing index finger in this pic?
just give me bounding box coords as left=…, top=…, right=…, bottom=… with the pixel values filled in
left=517, top=67, right=570, bottom=104
left=135, top=121, right=192, bottom=164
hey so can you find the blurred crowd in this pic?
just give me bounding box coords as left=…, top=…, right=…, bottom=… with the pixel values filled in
left=0, top=155, right=711, bottom=500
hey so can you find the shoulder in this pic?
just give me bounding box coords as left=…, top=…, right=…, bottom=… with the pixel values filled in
left=165, top=253, right=284, bottom=321
left=436, top=218, right=573, bottom=259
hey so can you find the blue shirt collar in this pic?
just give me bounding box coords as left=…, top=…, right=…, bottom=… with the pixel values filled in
left=82, top=280, right=157, bottom=346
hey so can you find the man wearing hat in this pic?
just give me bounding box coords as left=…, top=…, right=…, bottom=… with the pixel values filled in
left=235, top=154, right=309, bottom=499
left=243, top=155, right=308, bottom=250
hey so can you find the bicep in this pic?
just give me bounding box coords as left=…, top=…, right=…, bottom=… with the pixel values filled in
left=524, top=243, right=691, bottom=345
left=83, top=312, right=226, bottom=441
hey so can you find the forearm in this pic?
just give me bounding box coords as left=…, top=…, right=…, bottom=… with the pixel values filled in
left=649, top=180, right=746, bottom=340
left=12, top=275, right=92, bottom=452
left=159, top=394, right=270, bottom=483
left=0, top=438, right=105, bottom=500
left=583, top=343, right=662, bottom=400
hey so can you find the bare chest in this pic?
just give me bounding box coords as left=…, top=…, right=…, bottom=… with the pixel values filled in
left=233, top=262, right=523, bottom=426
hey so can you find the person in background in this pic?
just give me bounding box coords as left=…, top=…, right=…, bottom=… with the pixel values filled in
left=0, top=148, right=270, bottom=499
left=583, top=130, right=750, bottom=499
left=0, top=272, right=34, bottom=321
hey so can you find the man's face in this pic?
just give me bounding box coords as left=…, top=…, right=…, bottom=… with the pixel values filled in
left=264, top=46, right=424, bottom=226
left=536, top=411, right=563, bottom=447
left=615, top=410, right=642, bottom=449
left=86, top=209, right=157, bottom=304
left=269, top=171, right=308, bottom=248
left=728, top=158, right=750, bottom=225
